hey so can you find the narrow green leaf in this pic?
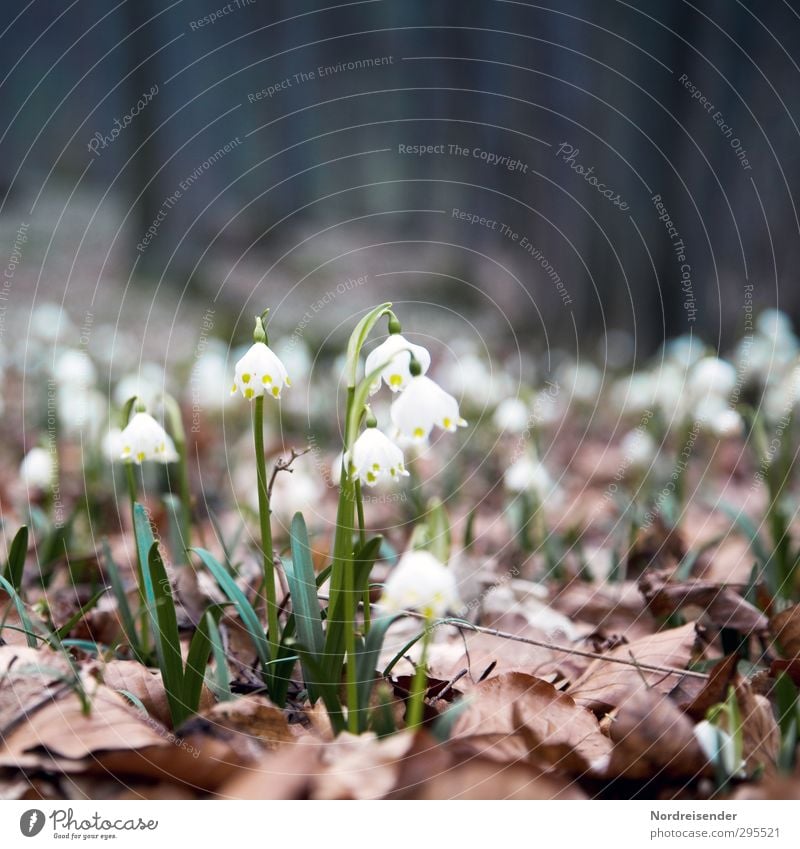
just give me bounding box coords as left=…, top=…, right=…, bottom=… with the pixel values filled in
left=55, top=586, right=108, bottom=640
left=182, top=607, right=220, bottom=715
left=286, top=513, right=326, bottom=698
left=144, top=541, right=187, bottom=727
left=0, top=574, right=37, bottom=648
left=192, top=547, right=271, bottom=675
left=102, top=538, right=140, bottom=658
left=3, top=526, right=28, bottom=593
left=717, top=500, right=770, bottom=567
left=205, top=611, right=233, bottom=702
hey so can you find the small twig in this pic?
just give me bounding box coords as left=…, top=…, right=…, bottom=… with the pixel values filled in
left=316, top=593, right=709, bottom=681
left=267, top=447, right=310, bottom=498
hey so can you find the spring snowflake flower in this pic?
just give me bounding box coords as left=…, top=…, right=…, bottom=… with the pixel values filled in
left=693, top=720, right=745, bottom=778
left=119, top=411, right=178, bottom=464
left=390, top=375, right=466, bottom=442
left=493, top=397, right=529, bottom=433
left=379, top=550, right=460, bottom=618
left=621, top=429, right=657, bottom=469
left=504, top=455, right=557, bottom=502
left=689, top=356, right=737, bottom=400
left=346, top=426, right=409, bottom=487
left=231, top=341, right=290, bottom=400
left=20, top=447, right=55, bottom=491
left=708, top=407, right=744, bottom=439
left=365, top=333, right=431, bottom=394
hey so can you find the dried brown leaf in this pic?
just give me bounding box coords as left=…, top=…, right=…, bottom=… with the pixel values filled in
left=568, top=622, right=701, bottom=711
left=451, top=672, right=611, bottom=768
left=640, top=573, right=768, bottom=634
left=771, top=604, right=800, bottom=659
left=607, top=687, right=709, bottom=780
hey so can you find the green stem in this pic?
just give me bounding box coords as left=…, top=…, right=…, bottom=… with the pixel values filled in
left=354, top=479, right=371, bottom=632
left=124, top=462, right=149, bottom=654
left=406, top=620, right=432, bottom=728
left=253, top=396, right=279, bottom=661
left=175, top=437, right=192, bottom=563
left=344, top=552, right=359, bottom=733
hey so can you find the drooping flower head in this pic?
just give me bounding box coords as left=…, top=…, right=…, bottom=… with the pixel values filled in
left=20, top=447, right=56, bottom=491
left=346, top=424, right=409, bottom=487
left=365, top=332, right=431, bottom=395
left=390, top=372, right=466, bottom=443
left=119, top=402, right=178, bottom=465
left=379, top=550, right=460, bottom=618
left=231, top=314, right=291, bottom=401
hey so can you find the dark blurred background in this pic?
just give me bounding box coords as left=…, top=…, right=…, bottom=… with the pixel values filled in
left=2, top=0, right=799, bottom=361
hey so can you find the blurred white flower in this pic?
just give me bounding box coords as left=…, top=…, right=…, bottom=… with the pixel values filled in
left=558, top=361, right=602, bottom=405
left=493, top=397, right=529, bottom=433
left=440, top=353, right=510, bottom=408
left=113, top=363, right=165, bottom=409
left=756, top=308, right=794, bottom=344
left=663, top=334, right=703, bottom=369
left=269, top=458, right=321, bottom=527
left=365, top=334, right=431, bottom=394
left=620, top=429, right=657, bottom=468
left=20, top=447, right=55, bottom=491
left=58, top=387, right=106, bottom=437
left=346, top=427, right=408, bottom=487
left=612, top=372, right=656, bottom=416
left=189, top=340, right=229, bottom=412
left=504, top=455, right=557, bottom=502
left=379, top=550, right=460, bottom=618
left=689, top=356, right=737, bottom=400
left=55, top=349, right=96, bottom=389
left=119, top=411, right=178, bottom=464
left=231, top=342, right=290, bottom=400
left=102, top=427, right=124, bottom=463
left=708, top=408, right=744, bottom=439
left=693, top=720, right=744, bottom=777
left=390, top=375, right=466, bottom=442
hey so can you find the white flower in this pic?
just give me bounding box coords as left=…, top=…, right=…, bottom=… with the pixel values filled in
left=689, top=356, right=737, bottom=400
left=20, top=447, right=55, bottom=491
left=379, top=550, right=460, bottom=618
left=693, top=720, right=745, bottom=777
left=663, top=334, right=703, bottom=369
left=364, top=334, right=431, bottom=394
left=558, top=361, right=602, bottom=405
left=102, top=427, right=124, bottom=463
left=756, top=309, right=794, bottom=343
left=119, top=412, right=178, bottom=464
left=708, top=408, right=744, bottom=439
left=113, top=363, right=165, bottom=409
left=346, top=427, right=409, bottom=487
left=231, top=342, right=290, bottom=400
left=55, top=349, right=97, bottom=389
left=189, top=340, right=229, bottom=411
left=621, top=429, right=657, bottom=468
left=493, top=397, right=529, bottom=433
left=390, top=375, right=466, bottom=442
left=440, top=353, right=510, bottom=407
left=504, top=455, right=556, bottom=501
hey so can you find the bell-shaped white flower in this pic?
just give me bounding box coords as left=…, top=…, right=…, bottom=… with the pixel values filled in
left=620, top=429, right=657, bottom=469
left=689, top=356, right=737, bottom=400
left=231, top=341, right=290, bottom=400
left=693, top=720, right=745, bottom=778
left=346, top=426, right=409, bottom=487
left=493, top=397, right=529, bottom=433
left=379, top=550, right=460, bottom=618
left=504, top=455, right=557, bottom=502
left=119, top=411, right=178, bottom=464
left=390, top=375, right=466, bottom=442
left=708, top=407, right=744, bottom=440
left=365, top=333, right=431, bottom=394
left=20, top=447, right=55, bottom=491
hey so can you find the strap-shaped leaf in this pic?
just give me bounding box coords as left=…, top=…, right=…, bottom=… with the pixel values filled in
left=3, top=526, right=28, bottom=593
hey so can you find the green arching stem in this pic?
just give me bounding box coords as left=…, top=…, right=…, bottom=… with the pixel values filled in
left=253, top=394, right=279, bottom=661
left=406, top=618, right=432, bottom=728
left=124, top=461, right=149, bottom=653
left=354, top=479, right=371, bottom=633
